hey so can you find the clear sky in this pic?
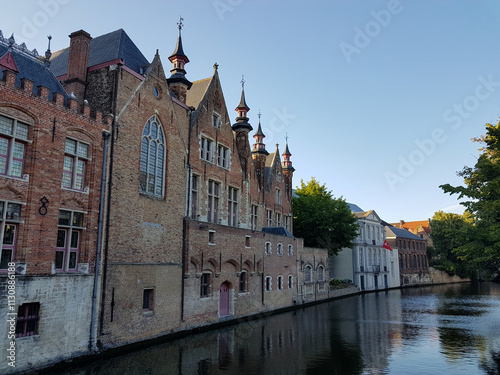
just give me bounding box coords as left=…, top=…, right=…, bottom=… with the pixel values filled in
left=3, top=0, right=500, bottom=223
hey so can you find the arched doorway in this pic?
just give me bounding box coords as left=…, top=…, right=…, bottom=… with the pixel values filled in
left=219, top=282, right=230, bottom=317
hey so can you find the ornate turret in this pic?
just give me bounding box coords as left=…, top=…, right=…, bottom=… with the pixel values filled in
left=251, top=112, right=268, bottom=189
left=232, top=77, right=253, bottom=176
left=167, top=17, right=192, bottom=103
left=282, top=136, right=295, bottom=200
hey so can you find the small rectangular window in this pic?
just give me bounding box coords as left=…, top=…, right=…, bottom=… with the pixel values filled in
left=217, top=145, right=229, bottom=169
left=288, top=275, right=293, bottom=289
left=207, top=181, right=220, bottom=223
left=266, top=210, right=272, bottom=227
left=239, top=272, right=247, bottom=293
left=212, top=112, right=221, bottom=129
left=265, top=276, right=272, bottom=292
left=143, top=289, right=154, bottom=311
left=265, top=242, right=271, bottom=255
left=245, top=236, right=251, bottom=248
left=209, top=230, right=215, bottom=245
left=201, top=273, right=210, bottom=297
left=16, top=303, right=40, bottom=337
left=228, top=187, right=238, bottom=226
left=201, top=136, right=214, bottom=162
left=191, top=175, right=198, bottom=220
left=251, top=205, right=258, bottom=230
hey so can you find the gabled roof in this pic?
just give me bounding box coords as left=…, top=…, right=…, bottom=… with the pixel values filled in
left=264, top=149, right=282, bottom=189
left=186, top=77, right=211, bottom=109
left=0, top=38, right=68, bottom=100
left=50, top=29, right=149, bottom=77
left=262, top=226, right=294, bottom=237
left=385, top=226, right=424, bottom=240
left=355, top=210, right=382, bottom=222
left=391, top=220, right=431, bottom=235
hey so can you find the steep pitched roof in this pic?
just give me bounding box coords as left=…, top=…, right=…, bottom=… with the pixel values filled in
left=186, top=77, right=211, bottom=109
left=347, top=203, right=364, bottom=212
left=50, top=29, right=149, bottom=77
left=0, top=38, right=68, bottom=100
left=385, top=226, right=424, bottom=240
left=391, top=220, right=431, bottom=235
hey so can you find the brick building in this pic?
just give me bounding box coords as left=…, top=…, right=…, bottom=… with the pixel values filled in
left=47, top=24, right=301, bottom=351
left=385, top=226, right=429, bottom=286
left=0, top=33, right=109, bottom=373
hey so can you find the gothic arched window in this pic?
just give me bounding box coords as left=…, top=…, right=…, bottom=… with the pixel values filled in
left=140, top=115, right=165, bottom=196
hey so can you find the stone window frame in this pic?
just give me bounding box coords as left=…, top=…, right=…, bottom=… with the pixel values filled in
left=142, top=288, right=154, bottom=312
left=200, top=272, right=211, bottom=298
left=239, top=271, right=247, bottom=293
left=265, top=276, right=272, bottom=292
left=251, top=205, right=258, bottom=230
left=190, top=174, right=199, bottom=220
left=55, top=209, right=85, bottom=273
left=62, top=137, right=90, bottom=192
left=140, top=115, right=166, bottom=197
left=287, top=244, right=293, bottom=256
left=304, top=264, right=312, bottom=284
left=277, top=243, right=283, bottom=256
left=0, top=200, right=22, bottom=271
left=217, top=143, right=230, bottom=169
left=207, top=180, right=220, bottom=224
left=288, top=275, right=293, bottom=289
left=0, top=114, right=30, bottom=179
left=227, top=186, right=238, bottom=227
left=212, top=111, right=222, bottom=129
left=200, top=135, right=215, bottom=163
left=277, top=275, right=283, bottom=290
left=265, top=241, right=272, bottom=255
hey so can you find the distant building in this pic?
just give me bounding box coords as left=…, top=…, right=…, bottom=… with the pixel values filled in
left=385, top=226, right=429, bottom=286
left=391, top=219, right=432, bottom=247
left=330, top=209, right=400, bottom=291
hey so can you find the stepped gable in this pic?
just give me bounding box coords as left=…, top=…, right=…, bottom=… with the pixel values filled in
left=50, top=28, right=150, bottom=77
left=0, top=34, right=68, bottom=99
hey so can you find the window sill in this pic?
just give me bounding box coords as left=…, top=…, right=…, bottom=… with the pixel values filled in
left=0, top=173, right=29, bottom=182
left=142, top=310, right=154, bottom=317
left=139, top=192, right=165, bottom=200
left=62, top=186, right=89, bottom=194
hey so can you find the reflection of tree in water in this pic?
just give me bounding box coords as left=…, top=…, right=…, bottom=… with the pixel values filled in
left=438, top=326, right=484, bottom=361
left=481, top=350, right=500, bottom=375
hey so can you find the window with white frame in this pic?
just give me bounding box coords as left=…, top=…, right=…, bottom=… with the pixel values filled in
left=200, top=136, right=214, bottom=162
left=288, top=275, right=293, bottom=289
left=56, top=210, right=84, bottom=272
left=217, top=144, right=229, bottom=169
left=304, top=265, right=312, bottom=283
left=227, top=187, right=238, bottom=227
left=212, top=111, right=221, bottom=129
left=251, top=205, right=258, bottom=230
left=0, top=201, right=21, bottom=270
left=265, top=241, right=271, bottom=255
left=0, top=115, right=29, bottom=178
left=277, top=243, right=283, bottom=256
left=266, top=210, right=272, bottom=227
left=288, top=244, right=293, bottom=256
left=284, top=215, right=290, bottom=231
left=265, top=276, right=272, bottom=292
left=63, top=138, right=89, bottom=191
left=191, top=175, right=198, bottom=219
left=207, top=181, right=220, bottom=223
left=275, top=213, right=281, bottom=227
left=277, top=276, right=283, bottom=290
left=140, top=115, right=165, bottom=197
left=275, top=189, right=282, bottom=205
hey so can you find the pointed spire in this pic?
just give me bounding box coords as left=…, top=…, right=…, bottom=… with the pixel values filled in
left=44, top=35, right=52, bottom=67
left=232, top=76, right=253, bottom=132
left=282, top=134, right=294, bottom=172
left=167, top=16, right=192, bottom=101
left=252, top=111, right=268, bottom=156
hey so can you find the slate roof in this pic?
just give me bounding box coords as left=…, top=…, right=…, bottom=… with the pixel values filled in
left=347, top=203, right=364, bottom=212
left=262, top=226, right=294, bottom=237
left=385, top=226, right=424, bottom=240
left=186, top=77, right=211, bottom=109
left=0, top=38, right=67, bottom=100
left=50, top=29, right=149, bottom=77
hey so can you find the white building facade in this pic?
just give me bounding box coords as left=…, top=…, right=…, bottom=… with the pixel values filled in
left=330, top=210, right=400, bottom=291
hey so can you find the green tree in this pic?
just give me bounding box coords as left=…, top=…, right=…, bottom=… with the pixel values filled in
left=440, top=121, right=500, bottom=279
left=292, top=178, right=358, bottom=255
left=429, top=210, right=475, bottom=278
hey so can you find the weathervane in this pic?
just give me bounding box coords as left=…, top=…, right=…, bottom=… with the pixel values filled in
left=258, top=110, right=261, bottom=120
left=241, top=75, right=245, bottom=88
left=178, top=16, right=184, bottom=30
left=285, top=133, right=289, bottom=142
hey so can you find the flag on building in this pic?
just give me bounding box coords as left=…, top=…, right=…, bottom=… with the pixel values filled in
left=383, top=240, right=392, bottom=251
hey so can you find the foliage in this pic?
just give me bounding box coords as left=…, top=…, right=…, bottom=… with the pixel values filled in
left=439, top=121, right=500, bottom=280
left=292, top=178, right=359, bottom=255
left=429, top=211, right=475, bottom=278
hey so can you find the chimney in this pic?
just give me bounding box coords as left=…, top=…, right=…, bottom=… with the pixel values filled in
left=64, top=30, right=92, bottom=104
left=399, top=220, right=404, bottom=228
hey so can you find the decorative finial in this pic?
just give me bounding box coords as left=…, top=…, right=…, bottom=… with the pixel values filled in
left=241, top=75, right=245, bottom=88
left=8, top=33, right=15, bottom=47
left=285, top=133, right=289, bottom=142
left=45, top=35, right=52, bottom=61
left=258, top=110, right=261, bottom=120
left=213, top=62, right=219, bottom=71
left=178, top=16, right=184, bottom=30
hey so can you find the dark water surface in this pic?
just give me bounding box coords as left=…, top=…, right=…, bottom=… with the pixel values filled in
left=50, top=283, right=500, bottom=375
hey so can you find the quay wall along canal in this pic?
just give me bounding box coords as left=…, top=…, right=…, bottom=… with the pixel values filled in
left=25, top=267, right=470, bottom=375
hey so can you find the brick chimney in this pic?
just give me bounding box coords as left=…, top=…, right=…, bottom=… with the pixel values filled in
left=64, top=30, right=92, bottom=104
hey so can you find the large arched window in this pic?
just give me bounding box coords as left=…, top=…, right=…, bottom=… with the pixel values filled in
left=140, top=115, right=165, bottom=196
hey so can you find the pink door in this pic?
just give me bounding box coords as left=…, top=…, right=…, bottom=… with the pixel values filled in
left=219, top=282, right=230, bottom=316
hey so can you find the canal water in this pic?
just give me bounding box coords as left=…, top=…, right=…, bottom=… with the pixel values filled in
left=47, top=283, right=500, bottom=375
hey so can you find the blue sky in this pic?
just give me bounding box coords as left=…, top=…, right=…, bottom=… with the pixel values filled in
left=4, top=0, right=500, bottom=222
